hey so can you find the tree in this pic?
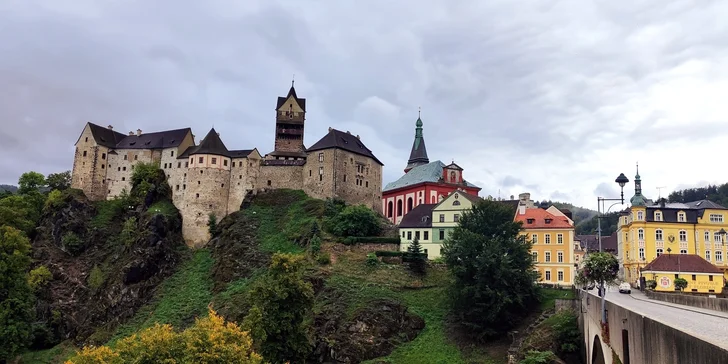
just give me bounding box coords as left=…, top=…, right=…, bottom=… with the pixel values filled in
left=0, top=195, right=36, bottom=234
left=0, top=226, right=35, bottom=361
left=46, top=171, right=72, bottom=191
left=243, top=253, right=314, bottom=363
left=442, top=200, right=539, bottom=340
left=674, top=277, right=688, bottom=292
left=66, top=308, right=263, bottom=364
left=18, top=171, right=46, bottom=195
left=208, top=213, right=218, bottom=236
left=406, top=237, right=426, bottom=276
left=576, top=252, right=619, bottom=326
left=326, top=204, right=381, bottom=237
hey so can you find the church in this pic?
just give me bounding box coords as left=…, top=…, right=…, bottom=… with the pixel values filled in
left=381, top=114, right=481, bottom=224
left=71, top=83, right=384, bottom=245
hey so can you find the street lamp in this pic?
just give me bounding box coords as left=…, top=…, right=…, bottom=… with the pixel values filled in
left=597, top=173, right=630, bottom=252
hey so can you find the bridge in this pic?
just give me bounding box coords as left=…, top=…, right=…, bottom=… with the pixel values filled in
left=579, top=286, right=728, bottom=364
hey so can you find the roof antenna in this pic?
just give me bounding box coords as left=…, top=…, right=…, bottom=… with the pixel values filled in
left=656, top=186, right=666, bottom=199
left=291, top=73, right=295, bottom=88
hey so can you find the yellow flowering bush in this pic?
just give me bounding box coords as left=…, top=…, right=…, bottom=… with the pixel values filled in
left=66, top=308, right=263, bottom=364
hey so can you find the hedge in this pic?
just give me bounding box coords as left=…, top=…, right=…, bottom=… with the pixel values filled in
left=374, top=251, right=404, bottom=257
left=343, top=236, right=401, bottom=245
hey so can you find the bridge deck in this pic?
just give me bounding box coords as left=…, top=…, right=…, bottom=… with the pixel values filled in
left=587, top=287, right=728, bottom=351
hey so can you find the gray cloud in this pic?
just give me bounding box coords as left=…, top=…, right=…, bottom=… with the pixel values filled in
left=3, top=0, right=728, bottom=207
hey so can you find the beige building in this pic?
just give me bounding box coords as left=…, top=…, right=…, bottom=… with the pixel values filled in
left=71, top=84, right=384, bottom=246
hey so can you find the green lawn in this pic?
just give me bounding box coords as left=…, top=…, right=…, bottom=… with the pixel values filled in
left=539, top=287, right=576, bottom=311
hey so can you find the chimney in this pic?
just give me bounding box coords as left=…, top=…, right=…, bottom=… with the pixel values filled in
left=107, top=125, right=114, bottom=130
left=356, top=134, right=360, bottom=140
left=510, top=195, right=514, bottom=200
left=128, top=131, right=134, bottom=136
left=328, top=127, right=333, bottom=132
left=346, top=130, right=351, bottom=135
left=137, top=129, right=142, bottom=136
left=518, top=203, right=526, bottom=215
left=660, top=198, right=666, bottom=208
left=217, top=132, right=220, bottom=137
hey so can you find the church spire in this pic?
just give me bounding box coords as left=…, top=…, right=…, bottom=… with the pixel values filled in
left=630, top=162, right=646, bottom=207
left=404, top=109, right=430, bottom=173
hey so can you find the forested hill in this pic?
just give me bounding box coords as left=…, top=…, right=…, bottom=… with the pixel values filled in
left=0, top=184, right=17, bottom=193
left=668, top=183, right=728, bottom=207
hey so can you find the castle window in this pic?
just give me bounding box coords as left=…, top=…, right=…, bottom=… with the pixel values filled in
left=123, top=167, right=126, bottom=171
left=454, top=214, right=460, bottom=222
left=83, top=151, right=87, bottom=157
left=309, top=170, right=312, bottom=177
left=239, top=175, right=242, bottom=179
left=224, top=160, right=228, bottom=167
left=318, top=153, right=324, bottom=162
left=232, top=162, right=236, bottom=167
left=183, top=184, right=186, bottom=190
left=101, top=153, right=106, bottom=160
left=387, top=201, right=393, bottom=218
left=710, top=214, right=724, bottom=223
left=122, top=177, right=125, bottom=181
left=163, top=163, right=167, bottom=168
left=657, top=248, right=663, bottom=257
left=267, top=180, right=272, bottom=186
left=85, top=137, right=88, bottom=142
left=439, top=229, right=445, bottom=240
left=118, top=167, right=121, bottom=171
left=196, top=193, right=199, bottom=198
left=134, top=155, right=138, bottom=161
left=200, top=170, right=203, bottom=174
left=124, top=155, right=128, bottom=161
left=178, top=162, right=181, bottom=168
left=439, top=214, right=444, bottom=222
left=211, top=158, right=217, bottom=165
left=344, top=175, right=347, bottom=182
left=185, top=162, right=188, bottom=167
left=184, top=173, right=186, bottom=178
left=176, top=185, right=179, bottom=191
left=221, top=184, right=224, bottom=188
left=199, top=157, right=204, bottom=163
left=101, top=164, right=105, bottom=169
left=171, top=151, right=174, bottom=157
left=366, top=181, right=369, bottom=188
left=198, top=181, right=201, bottom=185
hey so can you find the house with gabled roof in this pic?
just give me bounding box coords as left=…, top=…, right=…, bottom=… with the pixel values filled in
left=381, top=114, right=481, bottom=224
left=71, top=83, right=383, bottom=245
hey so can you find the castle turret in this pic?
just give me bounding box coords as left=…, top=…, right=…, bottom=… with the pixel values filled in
left=269, top=81, right=307, bottom=160
left=404, top=112, right=429, bottom=173
left=180, top=128, right=232, bottom=246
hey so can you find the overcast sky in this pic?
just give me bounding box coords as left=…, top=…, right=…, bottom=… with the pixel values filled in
left=2, top=0, right=728, bottom=209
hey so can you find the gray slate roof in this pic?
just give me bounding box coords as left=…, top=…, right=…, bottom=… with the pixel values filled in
left=307, top=128, right=383, bottom=165
left=88, top=123, right=126, bottom=148
left=86, top=122, right=191, bottom=151
left=276, top=86, right=306, bottom=112
left=399, top=204, right=436, bottom=228
left=191, top=128, right=229, bottom=156
left=383, top=160, right=479, bottom=192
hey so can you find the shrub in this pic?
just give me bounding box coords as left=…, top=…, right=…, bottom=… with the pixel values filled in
left=327, top=205, right=381, bottom=237
left=61, top=232, right=84, bottom=255
left=309, top=235, right=322, bottom=254
left=520, top=350, right=556, bottom=364
left=88, top=265, right=105, bottom=289
left=645, top=280, right=657, bottom=290
left=208, top=213, right=218, bottom=236
left=324, top=197, right=346, bottom=218
left=316, top=253, right=331, bottom=265
left=44, top=190, right=64, bottom=210
left=674, top=277, right=688, bottom=292
left=343, top=236, right=400, bottom=245
left=147, top=200, right=178, bottom=218
left=28, top=265, right=53, bottom=291
left=549, top=311, right=580, bottom=354
left=366, top=253, right=379, bottom=267
left=120, top=217, right=138, bottom=247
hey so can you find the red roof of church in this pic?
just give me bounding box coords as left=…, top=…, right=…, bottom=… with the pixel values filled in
left=515, top=208, right=572, bottom=229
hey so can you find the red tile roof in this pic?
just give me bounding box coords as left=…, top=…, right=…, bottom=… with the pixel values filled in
left=515, top=208, right=573, bottom=229
left=643, top=254, right=723, bottom=274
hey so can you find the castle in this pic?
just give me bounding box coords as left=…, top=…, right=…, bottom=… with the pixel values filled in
left=71, top=84, right=384, bottom=245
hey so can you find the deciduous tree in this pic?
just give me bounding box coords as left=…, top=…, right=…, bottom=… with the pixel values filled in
left=46, top=171, right=72, bottom=191
left=442, top=200, right=539, bottom=340
left=0, top=226, right=34, bottom=361
left=18, top=171, right=46, bottom=195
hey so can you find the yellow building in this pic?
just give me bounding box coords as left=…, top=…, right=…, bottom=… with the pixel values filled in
left=619, top=169, right=728, bottom=284
left=642, top=254, right=724, bottom=294
left=515, top=202, right=576, bottom=286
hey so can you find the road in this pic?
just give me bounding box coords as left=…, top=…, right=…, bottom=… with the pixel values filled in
left=587, top=286, right=728, bottom=350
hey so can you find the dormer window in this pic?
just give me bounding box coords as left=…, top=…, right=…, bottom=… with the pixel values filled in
left=655, top=211, right=662, bottom=221
left=527, top=218, right=535, bottom=224
left=678, top=211, right=686, bottom=222
left=545, top=218, right=552, bottom=224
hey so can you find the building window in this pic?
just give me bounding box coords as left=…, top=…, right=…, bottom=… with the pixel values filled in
left=101, top=164, right=105, bottom=169
left=121, top=177, right=126, bottom=181
left=118, top=167, right=121, bottom=171
left=678, top=212, right=686, bottom=222
left=715, top=232, right=723, bottom=243
left=710, top=214, right=724, bottom=223
left=655, top=229, right=663, bottom=241
left=199, top=157, right=204, bottom=163
left=177, top=162, right=181, bottom=168
left=705, top=231, right=710, bottom=242
left=366, top=181, right=369, bottom=188
left=163, top=163, right=167, bottom=168
left=101, top=153, right=106, bottom=160
left=679, top=230, right=687, bottom=242
left=424, top=231, right=429, bottom=240
left=453, top=200, right=461, bottom=206
left=656, top=248, right=663, bottom=257
left=655, top=212, right=662, bottom=221
left=454, top=214, right=460, bottom=222
left=557, top=234, right=563, bottom=244
left=83, top=151, right=87, bottom=157
left=532, top=234, right=538, bottom=244
left=85, top=137, right=88, bottom=142
left=196, top=193, right=199, bottom=198
left=224, top=160, right=228, bottom=166
left=710, top=275, right=714, bottom=281
left=397, top=200, right=403, bottom=217
left=545, top=252, right=551, bottom=262
left=716, top=251, right=723, bottom=262
left=706, top=250, right=711, bottom=261
left=185, top=162, right=188, bottom=167
left=439, top=229, right=445, bottom=240
left=183, top=184, right=186, bottom=190
left=122, top=167, right=127, bottom=171
left=124, top=155, right=128, bottom=161
left=637, top=211, right=643, bottom=220
left=415, top=231, right=420, bottom=240
left=171, top=151, right=174, bottom=157
left=402, top=231, right=405, bottom=238
left=692, top=274, right=697, bottom=281
left=176, top=185, right=179, bottom=191
left=407, top=231, right=412, bottom=240
left=557, top=251, right=563, bottom=263
left=545, top=234, right=551, bottom=244
left=639, top=248, right=645, bottom=260
left=318, top=152, right=324, bottom=162
left=557, top=271, right=564, bottom=281
left=134, top=155, right=138, bottom=161
left=211, top=157, right=217, bottom=165
left=545, top=271, right=551, bottom=281
left=680, top=249, right=687, bottom=254
left=439, top=214, right=445, bottom=222
left=532, top=252, right=538, bottom=262
left=638, top=229, right=644, bottom=240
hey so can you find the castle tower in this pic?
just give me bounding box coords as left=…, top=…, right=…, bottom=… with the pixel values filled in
left=270, top=81, right=307, bottom=160
left=180, top=128, right=232, bottom=246
left=630, top=163, right=646, bottom=207
left=404, top=112, right=429, bottom=173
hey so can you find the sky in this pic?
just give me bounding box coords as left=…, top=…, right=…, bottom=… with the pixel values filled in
left=2, top=0, right=728, bottom=209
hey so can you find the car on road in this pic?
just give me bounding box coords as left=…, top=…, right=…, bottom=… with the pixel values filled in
left=619, top=282, right=631, bottom=294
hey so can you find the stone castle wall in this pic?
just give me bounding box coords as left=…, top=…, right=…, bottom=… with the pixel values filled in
left=332, top=149, right=383, bottom=211
left=71, top=126, right=109, bottom=201
left=302, top=149, right=336, bottom=200
left=227, top=155, right=262, bottom=213
left=180, top=162, right=232, bottom=246
left=259, top=163, right=304, bottom=191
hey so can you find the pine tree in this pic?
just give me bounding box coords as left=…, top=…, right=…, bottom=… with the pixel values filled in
left=407, top=237, right=426, bottom=276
